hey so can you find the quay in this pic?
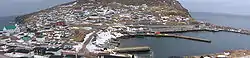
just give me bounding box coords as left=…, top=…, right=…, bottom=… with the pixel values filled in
left=95, top=46, right=150, bottom=58
left=202, top=22, right=250, bottom=35
left=111, top=46, right=151, bottom=53
left=124, top=33, right=211, bottom=43
left=128, top=24, right=250, bottom=35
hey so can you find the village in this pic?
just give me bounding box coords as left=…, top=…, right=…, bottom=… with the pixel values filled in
left=1, top=0, right=250, bottom=58
left=0, top=0, right=195, bottom=58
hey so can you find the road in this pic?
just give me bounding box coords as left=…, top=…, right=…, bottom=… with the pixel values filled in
left=78, top=31, right=98, bottom=58
left=0, top=52, right=9, bottom=58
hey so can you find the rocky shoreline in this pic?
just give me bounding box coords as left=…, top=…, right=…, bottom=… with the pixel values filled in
left=186, top=50, right=250, bottom=58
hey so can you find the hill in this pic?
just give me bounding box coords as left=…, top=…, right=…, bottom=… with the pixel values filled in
left=17, top=0, right=191, bottom=23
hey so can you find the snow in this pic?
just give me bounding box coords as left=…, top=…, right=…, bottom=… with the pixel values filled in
left=86, top=30, right=124, bottom=53
left=34, top=55, right=49, bottom=58
left=94, top=31, right=116, bottom=45
left=86, top=42, right=100, bottom=52
left=4, top=53, right=31, bottom=57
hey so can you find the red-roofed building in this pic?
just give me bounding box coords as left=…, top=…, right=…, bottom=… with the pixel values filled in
left=155, top=32, right=161, bottom=35
left=56, top=22, right=65, bottom=26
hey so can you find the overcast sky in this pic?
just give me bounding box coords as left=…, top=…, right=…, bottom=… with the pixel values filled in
left=0, top=0, right=250, bottom=16
left=178, top=0, right=250, bottom=15
left=0, top=0, right=73, bottom=17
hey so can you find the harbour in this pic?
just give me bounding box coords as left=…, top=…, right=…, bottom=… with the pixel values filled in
left=1, top=0, right=250, bottom=58
left=119, top=12, right=250, bottom=58
left=121, top=33, right=212, bottom=43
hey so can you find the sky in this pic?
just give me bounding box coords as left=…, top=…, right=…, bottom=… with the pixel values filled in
left=178, top=0, right=250, bottom=15
left=0, top=0, right=73, bottom=17
left=0, top=0, right=250, bottom=16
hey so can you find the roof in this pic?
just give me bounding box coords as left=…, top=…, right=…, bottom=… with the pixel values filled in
left=21, top=36, right=31, bottom=41
left=4, top=25, right=16, bottom=30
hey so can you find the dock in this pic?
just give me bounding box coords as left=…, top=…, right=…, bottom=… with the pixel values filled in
left=202, top=22, right=250, bottom=35
left=112, top=46, right=151, bottom=53
left=127, top=23, right=250, bottom=35
left=125, top=33, right=211, bottom=43
left=97, top=53, right=133, bottom=58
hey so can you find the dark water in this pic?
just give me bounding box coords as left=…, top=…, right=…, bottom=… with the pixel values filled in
left=0, top=16, right=16, bottom=29
left=191, top=12, right=250, bottom=29
left=120, top=12, right=250, bottom=58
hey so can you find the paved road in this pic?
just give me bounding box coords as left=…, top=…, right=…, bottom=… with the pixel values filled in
left=78, top=31, right=98, bottom=57
left=0, top=52, right=9, bottom=58
left=0, top=55, right=9, bottom=58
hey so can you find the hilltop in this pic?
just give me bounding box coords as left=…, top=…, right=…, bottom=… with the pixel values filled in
left=16, top=0, right=192, bottom=23
left=77, top=0, right=188, bottom=12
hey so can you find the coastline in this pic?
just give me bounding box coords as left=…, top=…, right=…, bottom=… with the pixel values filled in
left=186, top=50, right=250, bottom=58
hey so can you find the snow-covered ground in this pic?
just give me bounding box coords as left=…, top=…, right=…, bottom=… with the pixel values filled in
left=86, top=30, right=124, bottom=53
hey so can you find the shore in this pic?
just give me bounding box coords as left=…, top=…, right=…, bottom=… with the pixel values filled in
left=187, top=50, right=250, bottom=58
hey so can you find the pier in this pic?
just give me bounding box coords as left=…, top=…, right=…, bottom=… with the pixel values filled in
left=202, top=22, right=250, bottom=35
left=128, top=24, right=250, bottom=35
left=111, top=46, right=151, bottom=53
left=123, top=33, right=212, bottom=43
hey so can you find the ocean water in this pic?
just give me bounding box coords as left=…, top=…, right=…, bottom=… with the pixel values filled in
left=119, top=12, right=250, bottom=58
left=0, top=16, right=16, bottom=29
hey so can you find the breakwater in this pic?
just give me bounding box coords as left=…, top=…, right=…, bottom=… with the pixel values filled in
left=120, top=33, right=211, bottom=43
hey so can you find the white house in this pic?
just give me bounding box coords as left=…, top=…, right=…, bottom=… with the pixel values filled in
left=2, top=24, right=20, bottom=36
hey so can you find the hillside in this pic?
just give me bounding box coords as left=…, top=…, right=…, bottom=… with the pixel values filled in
left=77, top=0, right=188, bottom=12
left=16, top=0, right=191, bottom=23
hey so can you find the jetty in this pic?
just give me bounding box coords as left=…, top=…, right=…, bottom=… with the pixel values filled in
left=127, top=23, right=250, bottom=35
left=125, top=33, right=212, bottom=43
left=112, top=46, right=151, bottom=53
left=97, top=53, right=134, bottom=58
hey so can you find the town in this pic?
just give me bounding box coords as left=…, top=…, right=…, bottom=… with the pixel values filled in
left=1, top=0, right=250, bottom=58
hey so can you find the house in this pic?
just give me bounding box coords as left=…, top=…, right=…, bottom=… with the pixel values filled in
left=2, top=24, right=20, bottom=35
left=21, top=36, right=31, bottom=41
left=0, top=30, right=3, bottom=36
left=56, top=22, right=65, bottom=26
